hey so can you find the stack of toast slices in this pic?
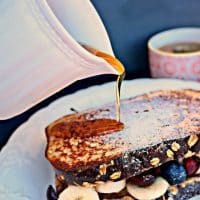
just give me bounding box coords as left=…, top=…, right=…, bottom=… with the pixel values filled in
left=45, top=89, right=200, bottom=200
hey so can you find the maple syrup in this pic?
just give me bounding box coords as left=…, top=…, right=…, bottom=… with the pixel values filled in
left=82, top=45, right=125, bottom=122
left=95, top=51, right=125, bottom=121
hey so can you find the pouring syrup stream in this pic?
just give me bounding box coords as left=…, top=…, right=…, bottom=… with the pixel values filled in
left=82, top=45, right=125, bottom=122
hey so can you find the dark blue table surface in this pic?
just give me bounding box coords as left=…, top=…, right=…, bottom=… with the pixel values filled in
left=1, top=0, right=200, bottom=148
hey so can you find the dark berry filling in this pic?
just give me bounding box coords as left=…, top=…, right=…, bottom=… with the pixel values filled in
left=47, top=157, right=200, bottom=200
left=129, top=156, right=199, bottom=187
left=129, top=173, right=156, bottom=187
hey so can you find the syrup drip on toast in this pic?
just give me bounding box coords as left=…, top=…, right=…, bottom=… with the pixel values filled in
left=95, top=51, right=125, bottom=122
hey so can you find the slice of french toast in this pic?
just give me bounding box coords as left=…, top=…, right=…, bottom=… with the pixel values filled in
left=45, top=89, right=200, bottom=186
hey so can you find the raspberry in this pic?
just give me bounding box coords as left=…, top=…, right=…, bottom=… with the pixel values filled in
left=130, top=173, right=156, bottom=187
left=184, top=157, right=199, bottom=176
left=153, top=167, right=161, bottom=176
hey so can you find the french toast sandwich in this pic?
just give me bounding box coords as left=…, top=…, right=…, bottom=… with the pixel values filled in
left=46, top=89, right=200, bottom=200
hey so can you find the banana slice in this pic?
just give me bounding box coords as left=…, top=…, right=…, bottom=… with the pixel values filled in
left=189, top=195, right=200, bottom=200
left=195, top=167, right=200, bottom=175
left=127, top=177, right=169, bottom=200
left=58, top=185, right=99, bottom=200
left=96, top=179, right=126, bottom=193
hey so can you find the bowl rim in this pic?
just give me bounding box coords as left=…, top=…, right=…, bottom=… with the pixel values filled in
left=148, top=27, right=200, bottom=57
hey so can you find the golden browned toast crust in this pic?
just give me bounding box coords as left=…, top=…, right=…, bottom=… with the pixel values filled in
left=46, top=89, right=200, bottom=184
left=46, top=118, right=124, bottom=170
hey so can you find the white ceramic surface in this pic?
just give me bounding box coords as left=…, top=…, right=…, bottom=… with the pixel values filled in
left=0, top=0, right=116, bottom=120
left=0, top=78, right=200, bottom=200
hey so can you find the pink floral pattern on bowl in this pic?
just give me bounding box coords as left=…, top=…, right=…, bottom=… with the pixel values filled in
left=149, top=50, right=200, bottom=81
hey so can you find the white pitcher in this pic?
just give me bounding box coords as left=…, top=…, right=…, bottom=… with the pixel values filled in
left=0, top=0, right=118, bottom=119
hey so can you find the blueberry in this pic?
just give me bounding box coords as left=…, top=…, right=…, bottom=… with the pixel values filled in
left=162, top=162, right=187, bottom=185
left=47, top=185, right=58, bottom=200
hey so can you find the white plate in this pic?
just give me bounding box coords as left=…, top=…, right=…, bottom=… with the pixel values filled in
left=0, top=78, right=200, bottom=200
